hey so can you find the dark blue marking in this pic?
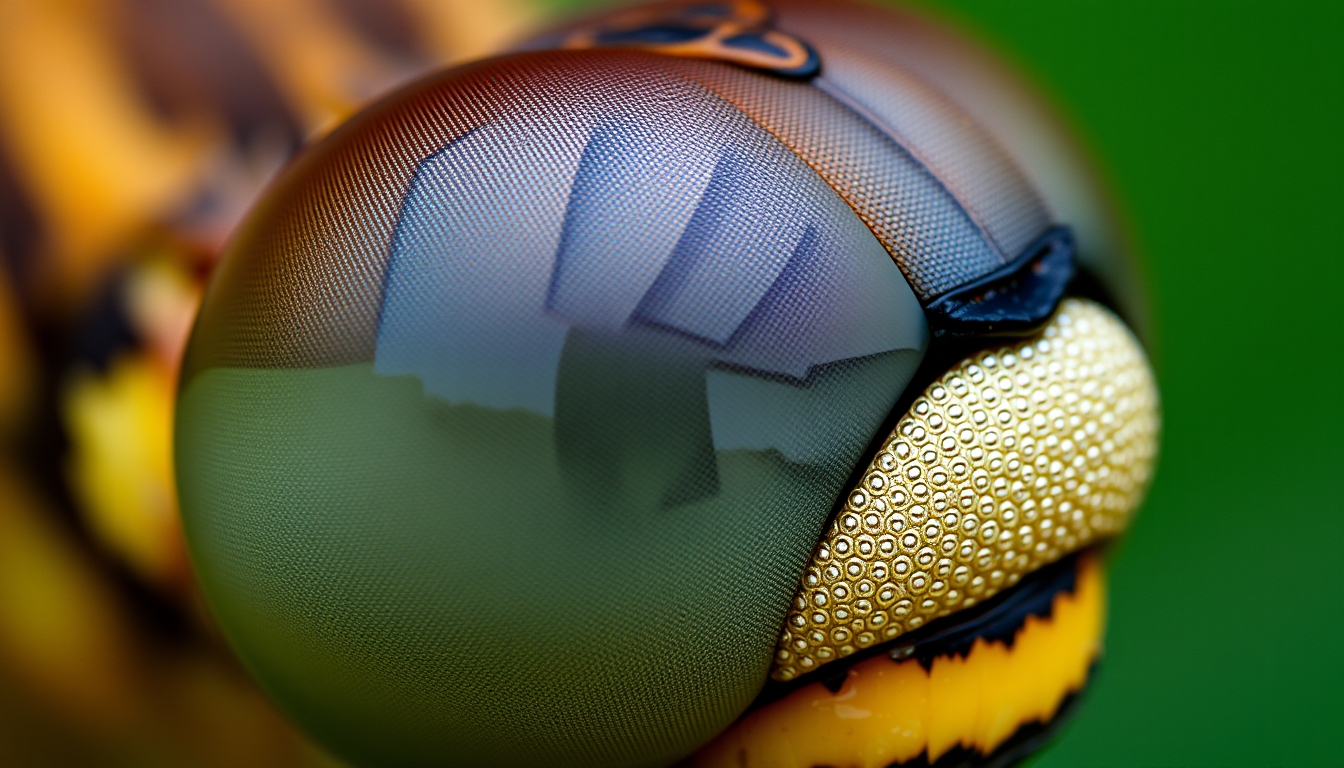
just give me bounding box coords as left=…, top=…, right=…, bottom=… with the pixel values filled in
left=721, top=32, right=789, bottom=58
left=596, top=25, right=706, bottom=46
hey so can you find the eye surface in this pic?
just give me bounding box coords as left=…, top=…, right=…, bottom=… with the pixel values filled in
left=176, top=38, right=928, bottom=768
left=175, top=2, right=1157, bottom=767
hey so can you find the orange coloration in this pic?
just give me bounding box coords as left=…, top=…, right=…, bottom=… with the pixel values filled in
left=694, top=557, right=1105, bottom=768
left=214, top=0, right=409, bottom=136
left=0, top=461, right=341, bottom=764
left=0, top=0, right=212, bottom=305
left=401, top=0, right=538, bottom=66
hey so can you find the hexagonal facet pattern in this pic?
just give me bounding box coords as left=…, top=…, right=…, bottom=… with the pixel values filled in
left=772, top=299, right=1157, bottom=681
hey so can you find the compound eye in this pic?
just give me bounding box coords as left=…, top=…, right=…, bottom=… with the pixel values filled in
left=173, top=1, right=1157, bottom=765
left=175, top=63, right=929, bottom=766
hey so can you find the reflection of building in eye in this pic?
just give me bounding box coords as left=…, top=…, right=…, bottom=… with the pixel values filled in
left=372, top=90, right=927, bottom=514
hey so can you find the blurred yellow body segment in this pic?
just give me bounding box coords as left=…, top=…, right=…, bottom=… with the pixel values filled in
left=0, top=463, right=139, bottom=726
left=696, top=556, right=1104, bottom=767
left=774, top=299, right=1156, bottom=681
left=63, top=353, right=184, bottom=588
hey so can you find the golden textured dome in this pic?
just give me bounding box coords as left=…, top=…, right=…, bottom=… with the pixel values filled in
left=773, top=299, right=1158, bottom=681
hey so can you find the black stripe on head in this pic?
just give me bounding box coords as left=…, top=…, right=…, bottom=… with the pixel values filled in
left=753, top=548, right=1092, bottom=708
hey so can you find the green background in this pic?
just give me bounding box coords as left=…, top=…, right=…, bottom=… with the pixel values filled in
left=547, top=1, right=1343, bottom=764
left=905, top=3, right=1344, bottom=765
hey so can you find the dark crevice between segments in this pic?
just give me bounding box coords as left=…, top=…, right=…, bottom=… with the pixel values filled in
left=0, top=132, right=41, bottom=298
left=1062, top=263, right=1128, bottom=333
left=752, top=548, right=1095, bottom=710
left=924, top=227, right=1075, bottom=341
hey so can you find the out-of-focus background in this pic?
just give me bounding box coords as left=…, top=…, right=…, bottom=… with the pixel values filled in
left=0, top=0, right=1338, bottom=766
left=0, top=1, right=542, bottom=764
left=909, top=3, right=1344, bottom=766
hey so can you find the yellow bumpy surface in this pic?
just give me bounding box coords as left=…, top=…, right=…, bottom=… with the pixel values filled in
left=772, top=299, right=1157, bottom=681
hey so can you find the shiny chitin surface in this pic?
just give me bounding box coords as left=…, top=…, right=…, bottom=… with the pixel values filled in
left=773, top=299, right=1156, bottom=682
left=171, top=2, right=1157, bottom=765
left=176, top=49, right=927, bottom=768
left=765, top=0, right=1149, bottom=338
left=698, top=555, right=1105, bottom=767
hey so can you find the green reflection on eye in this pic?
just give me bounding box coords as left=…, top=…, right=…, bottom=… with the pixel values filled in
left=178, top=351, right=914, bottom=765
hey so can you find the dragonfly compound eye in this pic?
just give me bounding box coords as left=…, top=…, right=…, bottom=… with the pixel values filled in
left=175, top=2, right=1158, bottom=766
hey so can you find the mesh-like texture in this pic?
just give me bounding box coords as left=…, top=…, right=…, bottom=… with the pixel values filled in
left=771, top=0, right=1050, bottom=262
left=658, top=57, right=1002, bottom=299
left=177, top=48, right=929, bottom=768
left=176, top=27, right=1144, bottom=765
left=183, top=50, right=1004, bottom=381
left=180, top=39, right=1059, bottom=384
left=812, top=53, right=1050, bottom=261
left=770, top=0, right=1150, bottom=336
left=187, top=52, right=817, bottom=374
